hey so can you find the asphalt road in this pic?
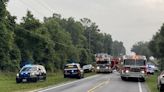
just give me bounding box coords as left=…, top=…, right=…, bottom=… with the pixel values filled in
left=38, top=71, right=149, bottom=92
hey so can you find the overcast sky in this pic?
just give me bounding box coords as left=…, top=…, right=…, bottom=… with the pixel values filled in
left=7, top=0, right=164, bottom=54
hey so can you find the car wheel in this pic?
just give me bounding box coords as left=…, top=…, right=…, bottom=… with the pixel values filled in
left=43, top=76, right=46, bottom=80
left=16, top=78, right=21, bottom=83
left=82, top=73, right=84, bottom=78
left=77, top=74, right=82, bottom=79
left=160, top=87, right=163, bottom=92
left=32, top=77, right=38, bottom=82
left=160, top=84, right=164, bottom=92
left=64, top=74, right=67, bottom=78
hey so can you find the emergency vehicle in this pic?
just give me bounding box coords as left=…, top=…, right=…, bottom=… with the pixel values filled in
left=120, top=55, right=147, bottom=81
left=95, top=53, right=112, bottom=73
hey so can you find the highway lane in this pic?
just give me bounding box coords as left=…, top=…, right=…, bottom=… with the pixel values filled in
left=38, top=71, right=149, bottom=92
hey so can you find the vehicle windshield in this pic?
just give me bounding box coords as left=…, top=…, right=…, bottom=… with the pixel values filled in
left=21, top=67, right=37, bottom=72
left=124, top=59, right=145, bottom=66
left=83, top=65, right=91, bottom=68
left=96, top=61, right=111, bottom=64
left=64, top=65, right=78, bottom=69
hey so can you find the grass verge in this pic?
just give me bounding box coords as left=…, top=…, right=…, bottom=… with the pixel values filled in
left=0, top=72, right=96, bottom=92
left=146, top=73, right=159, bottom=92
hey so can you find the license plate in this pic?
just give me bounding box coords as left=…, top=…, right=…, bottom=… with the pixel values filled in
left=22, top=79, right=27, bottom=82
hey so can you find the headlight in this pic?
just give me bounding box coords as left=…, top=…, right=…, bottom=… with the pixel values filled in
left=97, top=66, right=100, bottom=70
left=16, top=73, right=19, bottom=77
left=141, top=70, right=145, bottom=74
left=125, top=70, right=129, bottom=73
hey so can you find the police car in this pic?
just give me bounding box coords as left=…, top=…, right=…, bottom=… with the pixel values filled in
left=64, top=63, right=84, bottom=79
left=16, top=65, right=46, bottom=83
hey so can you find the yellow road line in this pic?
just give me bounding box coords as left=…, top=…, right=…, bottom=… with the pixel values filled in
left=87, top=80, right=109, bottom=92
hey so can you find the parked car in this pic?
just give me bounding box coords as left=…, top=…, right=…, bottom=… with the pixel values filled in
left=146, top=64, right=155, bottom=74
left=82, top=64, right=94, bottom=72
left=64, top=63, right=84, bottom=79
left=157, top=70, right=164, bottom=92
left=16, top=65, right=46, bottom=83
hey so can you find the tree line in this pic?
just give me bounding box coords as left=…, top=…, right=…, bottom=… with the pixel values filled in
left=0, top=1, right=126, bottom=72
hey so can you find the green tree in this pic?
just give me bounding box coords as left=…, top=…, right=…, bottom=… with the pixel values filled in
left=131, top=41, right=152, bottom=58
left=0, top=0, right=21, bottom=71
left=112, top=41, right=126, bottom=56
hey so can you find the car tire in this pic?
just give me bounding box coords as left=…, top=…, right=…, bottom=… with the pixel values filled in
left=160, top=87, right=163, bottom=92
left=64, top=75, right=67, bottom=78
left=159, top=84, right=164, bottom=92
left=82, top=73, right=84, bottom=78
left=43, top=76, right=46, bottom=80
left=32, top=77, right=38, bottom=82
left=16, top=78, right=21, bottom=83
left=77, top=74, right=82, bottom=79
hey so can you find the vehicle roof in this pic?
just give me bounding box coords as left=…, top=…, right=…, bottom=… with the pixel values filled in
left=65, top=63, right=80, bottom=66
left=123, top=55, right=147, bottom=60
left=23, top=64, right=44, bottom=68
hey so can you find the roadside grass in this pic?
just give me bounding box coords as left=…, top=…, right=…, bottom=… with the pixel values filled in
left=0, top=72, right=96, bottom=92
left=146, top=73, right=159, bottom=92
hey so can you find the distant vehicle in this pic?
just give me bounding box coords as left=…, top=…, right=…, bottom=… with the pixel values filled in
left=95, top=53, right=112, bottom=73
left=111, top=57, right=121, bottom=71
left=157, top=70, right=164, bottom=92
left=120, top=55, right=147, bottom=82
left=146, top=64, right=155, bottom=74
left=82, top=64, right=94, bottom=72
left=16, top=65, right=46, bottom=83
left=64, top=63, right=84, bottom=79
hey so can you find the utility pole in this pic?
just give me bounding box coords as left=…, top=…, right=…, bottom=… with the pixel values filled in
left=89, top=27, right=91, bottom=52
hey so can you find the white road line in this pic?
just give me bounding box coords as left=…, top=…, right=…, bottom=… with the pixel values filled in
left=37, top=75, right=100, bottom=92
left=138, top=82, right=143, bottom=92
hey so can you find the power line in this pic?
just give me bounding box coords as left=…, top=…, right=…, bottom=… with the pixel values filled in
left=36, top=0, right=54, bottom=13
left=15, top=1, right=74, bottom=48
left=18, top=0, right=45, bottom=17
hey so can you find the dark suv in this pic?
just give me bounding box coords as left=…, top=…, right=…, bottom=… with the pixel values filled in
left=16, top=65, right=46, bottom=83
left=64, top=63, right=84, bottom=79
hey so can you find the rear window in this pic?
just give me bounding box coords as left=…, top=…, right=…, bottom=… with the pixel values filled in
left=64, top=65, right=77, bottom=69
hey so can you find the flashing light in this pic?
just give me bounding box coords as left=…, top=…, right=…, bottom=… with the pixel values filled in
left=24, top=64, right=32, bottom=67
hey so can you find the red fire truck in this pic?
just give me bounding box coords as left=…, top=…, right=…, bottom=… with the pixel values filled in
left=120, top=55, right=147, bottom=81
left=95, top=53, right=112, bottom=73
